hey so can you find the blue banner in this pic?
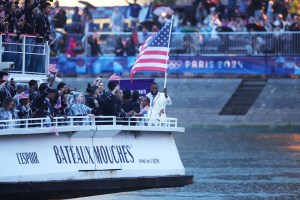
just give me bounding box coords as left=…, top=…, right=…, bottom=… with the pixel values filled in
left=51, top=55, right=300, bottom=76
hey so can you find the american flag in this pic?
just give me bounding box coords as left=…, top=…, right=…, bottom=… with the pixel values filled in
left=130, top=21, right=173, bottom=79
left=18, top=92, right=29, bottom=99
left=54, top=96, right=61, bottom=109
left=2, top=75, right=8, bottom=81
left=109, top=73, right=121, bottom=81
left=48, top=64, right=59, bottom=73
left=52, top=126, right=59, bottom=136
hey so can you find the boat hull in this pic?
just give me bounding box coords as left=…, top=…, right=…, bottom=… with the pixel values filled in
left=0, top=126, right=192, bottom=199
left=0, top=175, right=193, bottom=199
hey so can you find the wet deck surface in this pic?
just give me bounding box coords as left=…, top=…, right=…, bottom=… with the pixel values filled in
left=74, top=128, right=300, bottom=199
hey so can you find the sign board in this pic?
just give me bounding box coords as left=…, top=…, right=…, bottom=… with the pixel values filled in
left=51, top=55, right=300, bottom=76
left=119, top=78, right=154, bottom=96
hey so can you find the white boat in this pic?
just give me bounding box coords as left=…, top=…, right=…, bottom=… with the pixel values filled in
left=0, top=116, right=193, bottom=199
left=0, top=33, right=193, bottom=199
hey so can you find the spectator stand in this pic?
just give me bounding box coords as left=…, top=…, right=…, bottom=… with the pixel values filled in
left=78, top=30, right=300, bottom=57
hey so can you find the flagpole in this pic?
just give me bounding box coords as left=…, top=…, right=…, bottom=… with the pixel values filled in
left=163, top=72, right=167, bottom=89
left=164, top=15, right=174, bottom=89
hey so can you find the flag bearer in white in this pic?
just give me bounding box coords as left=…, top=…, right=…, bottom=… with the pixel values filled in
left=146, top=82, right=172, bottom=118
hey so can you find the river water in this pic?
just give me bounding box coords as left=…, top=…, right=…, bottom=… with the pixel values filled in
left=74, top=128, right=300, bottom=199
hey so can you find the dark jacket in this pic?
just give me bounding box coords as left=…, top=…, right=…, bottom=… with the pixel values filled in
left=125, top=42, right=136, bottom=56
left=7, top=12, right=18, bottom=33
left=85, top=96, right=103, bottom=116
left=35, top=12, right=50, bottom=43
left=19, top=2, right=39, bottom=34
left=0, top=85, right=15, bottom=107
left=88, top=37, right=103, bottom=57
left=114, top=40, right=125, bottom=56
left=122, top=99, right=140, bottom=113
left=16, top=104, right=34, bottom=119
left=31, top=92, right=54, bottom=118
left=101, top=92, right=127, bottom=118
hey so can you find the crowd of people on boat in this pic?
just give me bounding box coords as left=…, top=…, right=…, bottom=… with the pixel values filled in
left=0, top=71, right=172, bottom=128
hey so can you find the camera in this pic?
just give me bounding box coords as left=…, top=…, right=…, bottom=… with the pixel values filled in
left=0, top=62, right=14, bottom=70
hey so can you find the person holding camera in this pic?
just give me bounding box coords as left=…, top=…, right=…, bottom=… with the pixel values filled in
left=93, top=77, right=105, bottom=96
left=101, top=81, right=134, bottom=119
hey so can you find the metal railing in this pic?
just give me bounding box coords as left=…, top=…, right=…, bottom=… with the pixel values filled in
left=0, top=116, right=178, bottom=131
left=0, top=33, right=50, bottom=74
left=1, top=31, right=299, bottom=73
left=82, top=31, right=300, bottom=56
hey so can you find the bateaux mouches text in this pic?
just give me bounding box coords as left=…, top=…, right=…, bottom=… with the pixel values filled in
left=53, top=145, right=134, bottom=164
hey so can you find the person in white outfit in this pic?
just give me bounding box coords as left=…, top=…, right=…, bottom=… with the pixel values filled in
left=146, top=82, right=172, bottom=119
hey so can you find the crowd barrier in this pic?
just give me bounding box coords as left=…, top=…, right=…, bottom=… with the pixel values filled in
left=82, top=31, right=300, bottom=56
left=0, top=32, right=299, bottom=77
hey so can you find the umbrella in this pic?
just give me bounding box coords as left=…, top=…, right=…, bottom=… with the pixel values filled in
left=78, top=0, right=96, bottom=9
left=216, top=26, right=234, bottom=32
left=246, top=23, right=267, bottom=32
left=153, top=6, right=174, bottom=16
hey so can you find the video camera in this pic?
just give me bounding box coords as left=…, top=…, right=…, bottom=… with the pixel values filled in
left=0, top=62, right=14, bottom=71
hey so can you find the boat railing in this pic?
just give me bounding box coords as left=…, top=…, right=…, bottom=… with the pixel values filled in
left=0, top=115, right=179, bottom=133
left=0, top=33, right=50, bottom=74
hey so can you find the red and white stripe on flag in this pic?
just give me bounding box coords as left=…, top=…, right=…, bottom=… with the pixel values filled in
left=138, top=34, right=154, bottom=52
left=130, top=21, right=172, bottom=79
left=52, top=126, right=59, bottom=136
left=48, top=64, right=59, bottom=73
left=54, top=96, right=61, bottom=109
left=18, top=92, right=29, bottom=99
left=109, top=73, right=121, bottom=81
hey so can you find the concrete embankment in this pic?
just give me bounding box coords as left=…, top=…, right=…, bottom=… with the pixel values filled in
left=64, top=77, right=300, bottom=129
